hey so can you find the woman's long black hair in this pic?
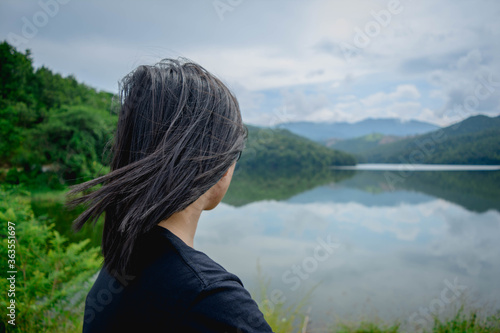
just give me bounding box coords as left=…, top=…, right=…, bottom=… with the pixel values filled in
left=66, top=58, right=246, bottom=278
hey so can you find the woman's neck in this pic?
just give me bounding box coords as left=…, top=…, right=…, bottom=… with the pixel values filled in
left=157, top=200, right=204, bottom=248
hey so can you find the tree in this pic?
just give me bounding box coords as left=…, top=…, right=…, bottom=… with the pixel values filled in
left=21, top=105, right=115, bottom=183
left=0, top=41, right=35, bottom=105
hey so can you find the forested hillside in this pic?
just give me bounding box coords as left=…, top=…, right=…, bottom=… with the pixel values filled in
left=239, top=125, right=356, bottom=176
left=0, top=41, right=117, bottom=188
left=358, top=115, right=500, bottom=164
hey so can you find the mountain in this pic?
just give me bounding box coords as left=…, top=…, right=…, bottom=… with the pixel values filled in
left=326, top=133, right=405, bottom=155
left=276, top=118, right=440, bottom=141
left=359, top=115, right=500, bottom=164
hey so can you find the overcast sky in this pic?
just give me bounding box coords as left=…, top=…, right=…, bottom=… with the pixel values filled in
left=1, top=0, right=499, bottom=126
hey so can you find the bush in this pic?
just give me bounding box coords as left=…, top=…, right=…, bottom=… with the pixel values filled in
left=0, top=186, right=101, bottom=332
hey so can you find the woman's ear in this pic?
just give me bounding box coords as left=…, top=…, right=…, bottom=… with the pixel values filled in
left=222, top=162, right=236, bottom=177
left=204, top=163, right=236, bottom=211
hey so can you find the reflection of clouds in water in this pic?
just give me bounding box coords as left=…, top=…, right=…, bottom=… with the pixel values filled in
left=280, top=205, right=331, bottom=237
left=353, top=203, right=422, bottom=241
left=195, top=197, right=500, bottom=325
left=430, top=209, right=500, bottom=276
left=201, top=199, right=441, bottom=242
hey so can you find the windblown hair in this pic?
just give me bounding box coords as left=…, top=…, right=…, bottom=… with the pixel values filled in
left=67, top=58, right=246, bottom=277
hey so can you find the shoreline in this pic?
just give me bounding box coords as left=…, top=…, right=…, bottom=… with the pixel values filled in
left=331, top=163, right=500, bottom=171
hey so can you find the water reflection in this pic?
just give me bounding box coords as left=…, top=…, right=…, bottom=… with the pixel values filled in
left=224, top=169, right=500, bottom=212
left=197, top=170, right=500, bottom=329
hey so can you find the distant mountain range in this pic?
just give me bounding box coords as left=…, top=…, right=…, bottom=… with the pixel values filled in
left=357, top=115, right=500, bottom=164
left=276, top=118, right=440, bottom=141
left=274, top=115, right=500, bottom=165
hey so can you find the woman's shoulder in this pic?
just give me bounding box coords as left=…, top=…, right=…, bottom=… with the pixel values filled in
left=141, top=226, right=244, bottom=291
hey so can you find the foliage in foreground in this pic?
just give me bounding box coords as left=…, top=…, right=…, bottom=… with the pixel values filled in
left=0, top=186, right=101, bottom=332
left=254, top=270, right=500, bottom=333
left=430, top=308, right=500, bottom=333
left=254, top=263, right=315, bottom=333
left=320, top=308, right=500, bottom=333
left=334, top=321, right=400, bottom=333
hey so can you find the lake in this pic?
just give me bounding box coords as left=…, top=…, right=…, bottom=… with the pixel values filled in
left=31, top=166, right=500, bottom=331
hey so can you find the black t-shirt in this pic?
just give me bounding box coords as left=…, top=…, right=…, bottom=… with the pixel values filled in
left=82, top=225, right=274, bottom=332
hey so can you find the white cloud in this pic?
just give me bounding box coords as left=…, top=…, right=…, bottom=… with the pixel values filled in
left=455, top=49, right=483, bottom=71
left=1, top=0, right=499, bottom=125
left=361, top=84, right=421, bottom=107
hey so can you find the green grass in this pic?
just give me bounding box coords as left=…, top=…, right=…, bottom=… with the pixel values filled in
left=292, top=309, right=500, bottom=333
left=430, top=308, right=500, bottom=333
left=253, top=273, right=500, bottom=333
left=254, top=263, right=315, bottom=333
left=260, top=308, right=500, bottom=333
left=333, top=321, right=400, bottom=333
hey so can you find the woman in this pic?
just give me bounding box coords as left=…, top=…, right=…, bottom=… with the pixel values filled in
left=68, top=59, right=274, bottom=332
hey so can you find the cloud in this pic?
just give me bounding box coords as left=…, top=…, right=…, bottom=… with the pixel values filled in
left=430, top=49, right=500, bottom=122
left=281, top=89, right=330, bottom=119
left=361, top=84, right=421, bottom=107
left=455, top=49, right=483, bottom=71
left=1, top=0, right=499, bottom=125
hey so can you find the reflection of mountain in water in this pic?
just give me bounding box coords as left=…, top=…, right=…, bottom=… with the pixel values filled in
left=225, top=169, right=500, bottom=212
left=223, top=169, right=355, bottom=207
left=303, top=170, right=500, bottom=212
left=337, top=170, right=500, bottom=213
left=400, top=171, right=500, bottom=213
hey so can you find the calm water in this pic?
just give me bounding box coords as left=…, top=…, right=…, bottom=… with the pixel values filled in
left=197, top=169, right=500, bottom=331
left=32, top=168, right=500, bottom=331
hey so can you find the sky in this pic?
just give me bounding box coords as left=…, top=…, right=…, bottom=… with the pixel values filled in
left=1, top=0, right=499, bottom=127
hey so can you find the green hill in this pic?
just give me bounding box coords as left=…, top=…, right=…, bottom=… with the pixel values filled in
left=359, top=115, right=500, bottom=164
left=0, top=41, right=117, bottom=189
left=239, top=125, right=356, bottom=176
